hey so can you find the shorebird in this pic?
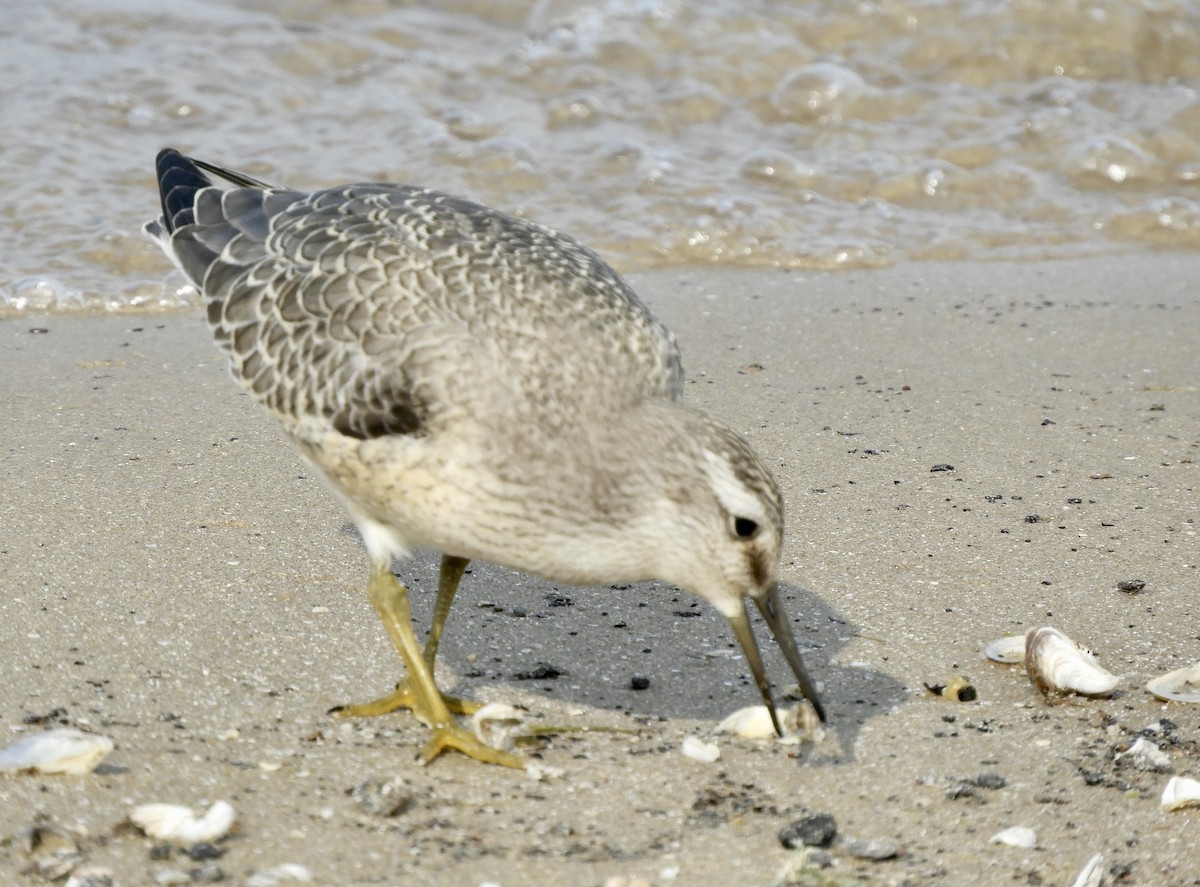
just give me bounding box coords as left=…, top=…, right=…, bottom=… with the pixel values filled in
left=146, top=148, right=825, bottom=767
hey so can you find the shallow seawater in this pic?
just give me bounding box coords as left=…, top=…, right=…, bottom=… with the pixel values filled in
left=4, top=0, right=1200, bottom=314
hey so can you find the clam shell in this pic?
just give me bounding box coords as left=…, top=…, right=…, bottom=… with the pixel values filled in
left=470, top=702, right=525, bottom=751
left=1160, top=775, right=1200, bottom=811
left=680, top=736, right=720, bottom=763
left=0, top=728, right=114, bottom=776
left=983, top=635, right=1027, bottom=664
left=1024, top=626, right=1119, bottom=698
left=129, top=800, right=235, bottom=843
left=1145, top=662, right=1200, bottom=703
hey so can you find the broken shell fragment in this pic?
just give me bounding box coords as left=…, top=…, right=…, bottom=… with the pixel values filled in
left=1114, top=737, right=1172, bottom=773
left=470, top=702, right=525, bottom=752
left=129, top=800, right=235, bottom=843
left=681, top=736, right=720, bottom=763
left=1024, top=627, right=1119, bottom=698
left=715, top=704, right=816, bottom=741
left=0, top=728, right=114, bottom=776
left=19, top=823, right=83, bottom=879
left=1146, top=662, right=1200, bottom=703
left=1161, top=775, right=1200, bottom=811
left=989, top=825, right=1037, bottom=849
left=982, top=635, right=1026, bottom=664
left=1069, top=853, right=1105, bottom=887
left=924, top=675, right=977, bottom=702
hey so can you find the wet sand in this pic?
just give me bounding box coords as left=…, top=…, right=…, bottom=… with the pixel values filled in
left=2, top=256, right=1198, bottom=885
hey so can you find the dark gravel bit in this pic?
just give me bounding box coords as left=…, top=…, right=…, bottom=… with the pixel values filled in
left=945, top=782, right=981, bottom=802
left=350, top=776, right=413, bottom=817
left=930, top=463, right=955, bottom=472
left=1116, top=579, right=1146, bottom=594
left=779, top=813, right=838, bottom=849
left=630, top=676, right=651, bottom=691
left=184, top=843, right=224, bottom=861
left=514, top=662, right=565, bottom=681
left=545, top=594, right=573, bottom=607
left=148, top=843, right=172, bottom=861
left=1024, top=514, right=1043, bottom=523
left=188, top=863, right=226, bottom=882
left=973, top=772, right=1007, bottom=790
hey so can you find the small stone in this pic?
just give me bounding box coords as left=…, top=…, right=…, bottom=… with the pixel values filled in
left=184, top=842, right=224, bottom=861
left=1116, top=579, right=1146, bottom=594
left=630, top=676, right=651, bottom=691
left=841, top=837, right=899, bottom=860
left=188, top=862, right=227, bottom=883
left=350, top=776, right=412, bottom=817
left=973, top=772, right=1007, bottom=790
left=930, top=463, right=955, bottom=472
left=149, top=843, right=172, bottom=861
left=778, top=813, right=837, bottom=849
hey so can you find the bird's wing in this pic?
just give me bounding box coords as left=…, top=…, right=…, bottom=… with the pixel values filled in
left=150, top=153, right=683, bottom=440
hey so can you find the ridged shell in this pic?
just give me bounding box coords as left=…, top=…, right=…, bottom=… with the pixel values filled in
left=1025, top=626, right=1119, bottom=698
left=1161, top=775, right=1200, bottom=811
left=1069, top=853, right=1105, bottom=887
left=1145, top=662, right=1200, bottom=703
left=0, top=728, right=114, bottom=776
left=982, top=635, right=1026, bottom=664
left=129, top=800, right=235, bottom=843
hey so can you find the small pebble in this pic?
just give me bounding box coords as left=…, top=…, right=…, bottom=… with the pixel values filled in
left=973, top=772, right=1007, bottom=790
left=841, top=837, right=899, bottom=860
left=350, top=776, right=412, bottom=817
left=778, top=813, right=837, bottom=849
left=1116, top=578, right=1146, bottom=594
left=184, top=842, right=224, bottom=861
left=630, top=676, right=651, bottom=691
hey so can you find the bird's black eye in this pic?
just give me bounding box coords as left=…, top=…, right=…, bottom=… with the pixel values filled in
left=733, top=516, right=759, bottom=539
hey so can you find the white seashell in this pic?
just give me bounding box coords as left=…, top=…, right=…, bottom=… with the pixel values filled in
left=715, top=705, right=792, bottom=739
left=1160, top=775, right=1200, bottom=811
left=1024, top=627, right=1119, bottom=698
left=681, top=736, right=720, bottom=763
left=1069, top=853, right=1105, bottom=887
left=1114, top=737, right=1172, bottom=773
left=129, top=800, right=235, bottom=843
left=1145, top=662, right=1200, bottom=703
left=470, top=702, right=525, bottom=752
left=246, top=863, right=314, bottom=886
left=989, top=825, right=1037, bottom=849
left=0, top=728, right=114, bottom=776
left=983, top=635, right=1027, bottom=664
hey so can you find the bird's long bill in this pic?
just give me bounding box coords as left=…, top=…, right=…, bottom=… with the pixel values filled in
left=727, top=585, right=827, bottom=735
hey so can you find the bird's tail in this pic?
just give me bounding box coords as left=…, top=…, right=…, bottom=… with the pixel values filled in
left=153, top=148, right=214, bottom=234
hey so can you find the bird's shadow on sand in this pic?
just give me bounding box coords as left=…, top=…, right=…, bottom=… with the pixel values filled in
left=369, top=546, right=905, bottom=765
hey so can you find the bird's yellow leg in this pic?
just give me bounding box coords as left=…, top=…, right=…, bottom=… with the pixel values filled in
left=336, top=563, right=523, bottom=768
left=330, top=555, right=479, bottom=718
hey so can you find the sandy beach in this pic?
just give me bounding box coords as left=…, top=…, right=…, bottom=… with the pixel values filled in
left=2, top=255, right=1197, bottom=885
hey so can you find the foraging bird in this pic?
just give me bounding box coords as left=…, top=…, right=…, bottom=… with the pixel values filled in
left=145, top=148, right=825, bottom=767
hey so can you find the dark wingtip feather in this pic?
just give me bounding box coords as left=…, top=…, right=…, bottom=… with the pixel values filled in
left=155, top=148, right=213, bottom=234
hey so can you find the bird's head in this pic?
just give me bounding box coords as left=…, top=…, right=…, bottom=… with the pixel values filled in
left=636, top=406, right=826, bottom=729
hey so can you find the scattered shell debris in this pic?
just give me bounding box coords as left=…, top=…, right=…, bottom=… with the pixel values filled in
left=982, top=635, right=1026, bottom=664
left=1160, top=775, right=1200, bottom=811
left=1145, top=662, right=1200, bottom=703
left=1024, top=626, right=1119, bottom=698
left=129, top=800, right=236, bottom=844
left=19, top=822, right=84, bottom=880
left=1069, top=853, right=1106, bottom=887
left=471, top=702, right=526, bottom=751
left=924, top=676, right=977, bottom=702
left=0, top=727, right=114, bottom=776
left=1114, top=737, right=1172, bottom=773
left=989, top=826, right=1037, bottom=849
left=681, top=736, right=720, bottom=763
